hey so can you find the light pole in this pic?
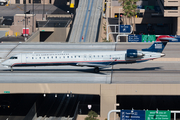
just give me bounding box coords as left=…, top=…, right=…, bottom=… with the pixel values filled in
left=114, top=103, right=119, bottom=120
left=43, top=0, right=45, bottom=20
left=105, top=1, right=110, bottom=41
left=24, top=0, right=27, bottom=41
left=32, top=0, right=34, bottom=32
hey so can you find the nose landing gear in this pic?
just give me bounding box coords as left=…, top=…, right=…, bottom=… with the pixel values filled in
left=10, top=67, right=13, bottom=72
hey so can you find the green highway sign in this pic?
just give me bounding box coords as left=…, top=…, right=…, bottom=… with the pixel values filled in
left=142, top=35, right=156, bottom=42
left=146, top=110, right=170, bottom=120
left=4, top=91, right=10, bottom=93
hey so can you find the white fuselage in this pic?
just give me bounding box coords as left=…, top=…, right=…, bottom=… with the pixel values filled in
left=1, top=51, right=163, bottom=68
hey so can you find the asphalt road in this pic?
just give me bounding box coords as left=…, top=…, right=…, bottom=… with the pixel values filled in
left=0, top=42, right=179, bottom=84
left=0, top=4, right=68, bottom=16
left=0, top=65, right=111, bottom=83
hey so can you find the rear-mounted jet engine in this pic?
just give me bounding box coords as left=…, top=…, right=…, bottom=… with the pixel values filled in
left=126, top=49, right=144, bottom=58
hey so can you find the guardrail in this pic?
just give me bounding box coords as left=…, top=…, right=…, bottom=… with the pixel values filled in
left=26, top=30, right=40, bottom=42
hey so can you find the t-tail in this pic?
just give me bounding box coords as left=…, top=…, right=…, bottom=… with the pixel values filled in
left=142, top=37, right=177, bottom=53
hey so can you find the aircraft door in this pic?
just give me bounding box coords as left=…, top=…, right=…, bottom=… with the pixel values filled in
left=21, top=54, right=26, bottom=63
left=112, top=54, right=120, bottom=60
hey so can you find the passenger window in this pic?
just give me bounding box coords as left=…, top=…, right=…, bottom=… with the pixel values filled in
left=78, top=56, right=80, bottom=58
left=67, top=56, right=69, bottom=58
left=71, top=56, right=73, bottom=58
left=102, top=55, right=103, bottom=57
left=39, top=57, right=41, bottom=59
left=51, top=56, right=53, bottom=59
left=98, top=55, right=99, bottom=57
left=47, top=57, right=49, bottom=59
left=55, top=56, right=57, bottom=59
left=75, top=56, right=76, bottom=58
left=43, top=57, right=45, bottom=59
left=93, top=55, right=95, bottom=57
left=63, top=56, right=65, bottom=58
left=59, top=56, right=61, bottom=59
left=32, top=57, right=34, bottom=59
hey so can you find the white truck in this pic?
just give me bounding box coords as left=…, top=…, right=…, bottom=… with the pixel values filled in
left=0, top=0, right=7, bottom=6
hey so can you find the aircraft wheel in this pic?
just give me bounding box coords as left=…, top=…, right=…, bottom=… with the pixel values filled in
left=94, top=67, right=99, bottom=73
left=11, top=67, right=13, bottom=72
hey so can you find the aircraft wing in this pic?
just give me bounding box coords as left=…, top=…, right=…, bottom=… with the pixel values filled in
left=76, top=63, right=110, bottom=67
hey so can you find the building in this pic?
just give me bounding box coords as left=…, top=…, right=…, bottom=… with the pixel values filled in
left=109, top=0, right=180, bottom=35
left=157, top=0, right=180, bottom=34
left=9, top=14, right=36, bottom=36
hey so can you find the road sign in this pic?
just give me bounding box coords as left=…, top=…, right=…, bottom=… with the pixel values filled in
left=121, top=110, right=145, bottom=120
left=145, top=110, right=171, bottom=120
left=4, top=91, right=10, bottom=93
left=142, top=35, right=156, bottom=42
left=119, top=25, right=131, bottom=33
left=128, top=35, right=142, bottom=42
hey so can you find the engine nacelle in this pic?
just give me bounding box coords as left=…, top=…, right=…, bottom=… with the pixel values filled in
left=126, top=49, right=144, bottom=58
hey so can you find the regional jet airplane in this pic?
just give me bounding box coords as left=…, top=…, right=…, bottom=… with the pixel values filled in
left=1, top=38, right=175, bottom=73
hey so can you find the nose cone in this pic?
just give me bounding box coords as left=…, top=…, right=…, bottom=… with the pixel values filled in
left=1, top=61, right=6, bottom=66
left=1, top=61, right=8, bottom=66
left=161, top=53, right=165, bottom=57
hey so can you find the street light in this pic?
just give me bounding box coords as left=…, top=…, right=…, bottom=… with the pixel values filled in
left=105, top=1, right=111, bottom=41
left=24, top=0, right=27, bottom=41
left=43, top=0, right=45, bottom=20
left=119, top=8, right=123, bottom=34
left=114, top=103, right=119, bottom=120
left=33, top=0, right=34, bottom=32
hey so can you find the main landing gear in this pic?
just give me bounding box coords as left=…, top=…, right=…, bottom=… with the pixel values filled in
left=94, top=67, right=99, bottom=73
left=11, top=67, right=13, bottom=72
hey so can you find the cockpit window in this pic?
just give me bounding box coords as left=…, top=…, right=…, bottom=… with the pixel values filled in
left=10, top=57, right=18, bottom=59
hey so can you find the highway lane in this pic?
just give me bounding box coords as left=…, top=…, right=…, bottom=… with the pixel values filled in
left=115, top=43, right=180, bottom=58
left=0, top=43, right=180, bottom=58
left=0, top=43, right=116, bottom=59
left=0, top=65, right=111, bottom=83
left=0, top=43, right=179, bottom=84
left=0, top=61, right=179, bottom=84
left=112, top=61, right=180, bottom=84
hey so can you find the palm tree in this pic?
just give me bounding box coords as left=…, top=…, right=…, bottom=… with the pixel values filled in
left=119, top=0, right=138, bottom=34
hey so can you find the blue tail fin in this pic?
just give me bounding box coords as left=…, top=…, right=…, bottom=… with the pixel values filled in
left=142, top=42, right=167, bottom=53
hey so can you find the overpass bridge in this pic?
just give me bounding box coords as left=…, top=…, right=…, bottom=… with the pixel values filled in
left=0, top=43, right=180, bottom=118
left=69, top=0, right=103, bottom=42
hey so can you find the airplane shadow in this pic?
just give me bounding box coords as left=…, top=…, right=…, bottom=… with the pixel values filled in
left=2, top=67, right=163, bottom=74
left=102, top=67, right=162, bottom=72
left=2, top=68, right=107, bottom=75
